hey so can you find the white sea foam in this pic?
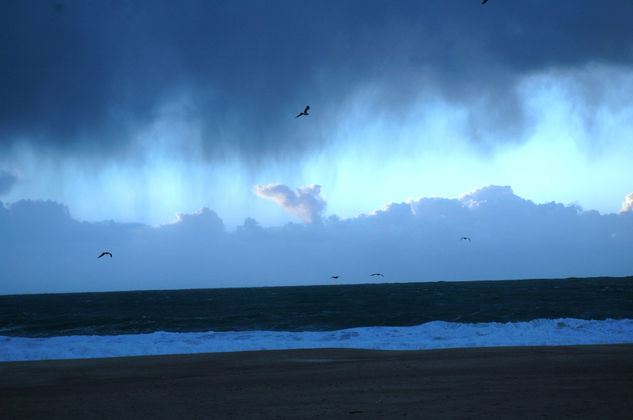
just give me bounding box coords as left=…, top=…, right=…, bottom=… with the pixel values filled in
left=1, top=318, right=632, bottom=361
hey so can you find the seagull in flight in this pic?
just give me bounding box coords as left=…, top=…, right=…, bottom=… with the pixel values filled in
left=295, top=105, right=310, bottom=118
left=460, top=237, right=471, bottom=242
left=98, top=252, right=112, bottom=258
left=330, top=275, right=340, bottom=279
left=370, top=273, right=384, bottom=277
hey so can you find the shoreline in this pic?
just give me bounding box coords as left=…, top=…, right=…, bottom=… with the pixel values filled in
left=2, top=344, right=633, bottom=419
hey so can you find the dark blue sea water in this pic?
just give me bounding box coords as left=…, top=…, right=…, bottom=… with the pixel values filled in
left=2, top=277, right=632, bottom=361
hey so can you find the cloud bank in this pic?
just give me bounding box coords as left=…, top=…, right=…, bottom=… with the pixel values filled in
left=1, top=185, right=632, bottom=294
left=255, top=184, right=326, bottom=223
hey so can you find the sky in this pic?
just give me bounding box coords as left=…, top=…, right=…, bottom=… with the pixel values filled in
left=1, top=0, right=632, bottom=294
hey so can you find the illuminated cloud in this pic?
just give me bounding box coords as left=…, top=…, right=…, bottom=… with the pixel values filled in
left=620, top=193, right=633, bottom=213
left=166, top=207, right=224, bottom=233
left=255, top=184, right=326, bottom=223
left=459, top=185, right=519, bottom=207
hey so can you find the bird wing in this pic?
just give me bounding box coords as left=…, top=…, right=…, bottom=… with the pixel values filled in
left=304, top=105, right=310, bottom=112
left=295, top=113, right=303, bottom=118
left=98, top=252, right=105, bottom=258
left=482, top=0, right=488, bottom=4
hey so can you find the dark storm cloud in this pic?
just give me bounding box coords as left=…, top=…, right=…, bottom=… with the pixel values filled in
left=1, top=0, right=632, bottom=161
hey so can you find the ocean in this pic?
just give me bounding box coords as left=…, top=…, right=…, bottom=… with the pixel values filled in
left=1, top=277, right=632, bottom=361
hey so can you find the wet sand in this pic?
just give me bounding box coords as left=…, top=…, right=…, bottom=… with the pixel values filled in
left=2, top=344, right=633, bottom=419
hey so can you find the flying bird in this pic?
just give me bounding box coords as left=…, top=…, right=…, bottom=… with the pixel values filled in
left=295, top=105, right=310, bottom=118
left=481, top=0, right=488, bottom=4
left=98, top=252, right=112, bottom=258
left=460, top=237, right=471, bottom=242
left=370, top=273, right=384, bottom=277
left=330, top=275, right=340, bottom=279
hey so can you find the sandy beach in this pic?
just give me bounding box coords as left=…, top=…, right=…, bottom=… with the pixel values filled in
left=2, top=344, right=633, bottom=419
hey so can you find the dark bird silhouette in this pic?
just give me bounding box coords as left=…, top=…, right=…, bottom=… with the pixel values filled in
left=482, top=0, right=488, bottom=4
left=295, top=105, right=310, bottom=118
left=460, top=236, right=471, bottom=242
left=330, top=275, right=340, bottom=279
left=98, top=252, right=112, bottom=258
left=370, top=273, right=384, bottom=277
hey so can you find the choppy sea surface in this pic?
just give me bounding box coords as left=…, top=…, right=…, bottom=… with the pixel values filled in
left=1, top=277, right=632, bottom=361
